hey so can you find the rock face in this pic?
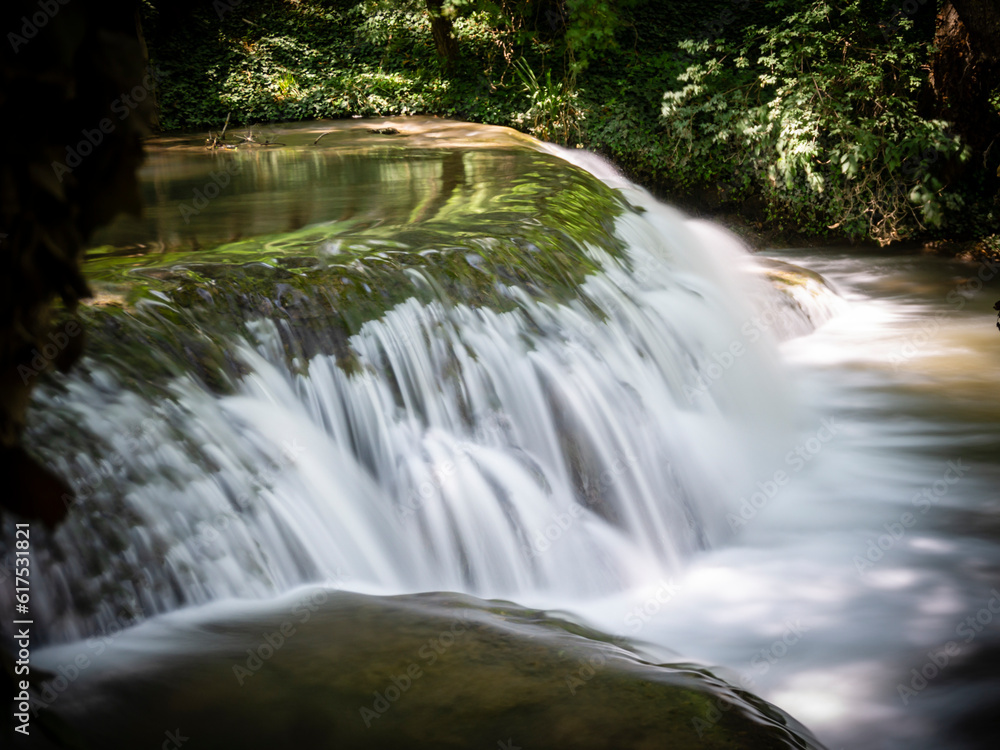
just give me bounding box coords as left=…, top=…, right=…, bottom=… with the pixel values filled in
left=0, top=0, right=152, bottom=526
left=22, top=590, right=826, bottom=749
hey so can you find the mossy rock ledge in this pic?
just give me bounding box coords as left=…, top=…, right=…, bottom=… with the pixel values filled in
left=25, top=590, right=826, bottom=749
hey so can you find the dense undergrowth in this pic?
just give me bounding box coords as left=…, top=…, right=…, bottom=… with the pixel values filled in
left=141, top=0, right=999, bottom=248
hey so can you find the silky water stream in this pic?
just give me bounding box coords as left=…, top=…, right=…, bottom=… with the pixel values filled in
left=4, top=119, right=998, bottom=749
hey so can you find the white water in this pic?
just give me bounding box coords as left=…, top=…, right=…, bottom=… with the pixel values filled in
left=571, top=249, right=1000, bottom=750
left=15, top=165, right=829, bottom=648
left=13, top=142, right=999, bottom=749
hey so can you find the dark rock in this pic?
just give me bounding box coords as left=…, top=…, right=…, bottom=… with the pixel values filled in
left=24, top=590, right=827, bottom=750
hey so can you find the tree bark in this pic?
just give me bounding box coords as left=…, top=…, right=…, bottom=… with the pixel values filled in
left=928, top=1, right=1000, bottom=161
left=135, top=8, right=160, bottom=132
left=426, top=0, right=459, bottom=67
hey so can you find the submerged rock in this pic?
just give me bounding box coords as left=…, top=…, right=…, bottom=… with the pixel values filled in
left=24, top=590, right=825, bottom=749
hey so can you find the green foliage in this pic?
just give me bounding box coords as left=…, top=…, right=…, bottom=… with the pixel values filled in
left=562, top=0, right=625, bottom=79
left=659, top=0, right=969, bottom=243
left=147, top=0, right=529, bottom=129
left=142, top=0, right=996, bottom=245
left=512, top=58, right=583, bottom=143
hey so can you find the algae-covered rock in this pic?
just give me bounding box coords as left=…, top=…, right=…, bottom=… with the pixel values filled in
left=24, top=590, right=826, bottom=750
left=70, top=130, right=630, bottom=396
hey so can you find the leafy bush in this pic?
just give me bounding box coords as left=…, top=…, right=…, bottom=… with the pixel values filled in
left=142, top=0, right=996, bottom=246
left=659, top=0, right=969, bottom=243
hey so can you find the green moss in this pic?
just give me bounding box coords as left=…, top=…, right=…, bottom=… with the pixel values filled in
left=75, top=137, right=626, bottom=395
left=39, top=590, right=827, bottom=749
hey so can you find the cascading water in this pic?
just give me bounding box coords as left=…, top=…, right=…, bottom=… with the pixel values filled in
left=3, top=123, right=838, bottom=646
left=7, top=121, right=1000, bottom=750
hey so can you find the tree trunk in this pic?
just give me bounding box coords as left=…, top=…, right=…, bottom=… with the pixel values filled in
left=135, top=8, right=160, bottom=132
left=426, top=0, right=459, bottom=67
left=928, top=1, right=1000, bottom=162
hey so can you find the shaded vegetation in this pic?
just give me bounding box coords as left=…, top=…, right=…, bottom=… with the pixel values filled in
left=140, top=0, right=998, bottom=248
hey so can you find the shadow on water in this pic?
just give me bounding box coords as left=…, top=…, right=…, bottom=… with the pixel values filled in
left=10, top=119, right=999, bottom=749
left=19, top=589, right=825, bottom=749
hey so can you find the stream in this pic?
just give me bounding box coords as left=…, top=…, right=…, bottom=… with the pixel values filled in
left=3, top=119, right=999, bottom=749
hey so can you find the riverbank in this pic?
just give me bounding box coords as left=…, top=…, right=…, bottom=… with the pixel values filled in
left=138, top=0, right=999, bottom=252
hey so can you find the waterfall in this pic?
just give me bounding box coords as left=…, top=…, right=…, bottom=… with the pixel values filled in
left=6, top=144, right=841, bottom=645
